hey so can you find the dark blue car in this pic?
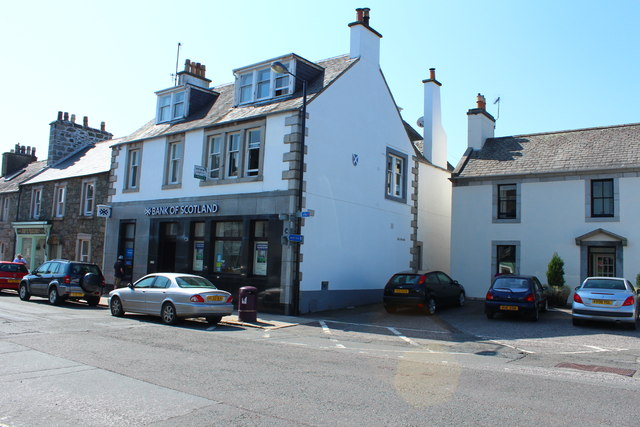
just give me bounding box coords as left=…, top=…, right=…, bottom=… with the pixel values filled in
left=485, top=275, right=549, bottom=321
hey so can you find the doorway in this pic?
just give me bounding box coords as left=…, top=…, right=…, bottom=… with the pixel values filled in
left=158, top=222, right=177, bottom=272
left=588, top=246, right=616, bottom=277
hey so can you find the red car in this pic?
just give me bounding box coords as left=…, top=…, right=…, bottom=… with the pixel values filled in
left=0, top=261, right=29, bottom=291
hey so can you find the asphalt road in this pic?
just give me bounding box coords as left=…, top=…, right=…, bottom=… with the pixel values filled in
left=1, top=291, right=639, bottom=426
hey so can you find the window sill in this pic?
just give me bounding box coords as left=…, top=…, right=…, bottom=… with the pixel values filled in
left=493, top=218, right=521, bottom=224
left=122, top=188, right=140, bottom=194
left=162, top=183, right=183, bottom=190
left=586, top=216, right=619, bottom=223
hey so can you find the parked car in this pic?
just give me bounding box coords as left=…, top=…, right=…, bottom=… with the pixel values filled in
left=19, top=259, right=105, bottom=306
left=383, top=270, right=465, bottom=315
left=0, top=261, right=29, bottom=292
left=572, top=277, right=639, bottom=329
left=485, top=275, right=549, bottom=321
left=109, top=273, right=233, bottom=325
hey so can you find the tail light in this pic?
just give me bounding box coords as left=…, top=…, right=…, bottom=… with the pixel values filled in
left=226, top=295, right=233, bottom=303
left=63, top=275, right=71, bottom=284
left=622, top=296, right=635, bottom=306
left=573, top=293, right=583, bottom=304
left=485, top=291, right=494, bottom=300
left=190, top=295, right=205, bottom=303
left=525, top=294, right=535, bottom=302
left=418, top=275, right=426, bottom=285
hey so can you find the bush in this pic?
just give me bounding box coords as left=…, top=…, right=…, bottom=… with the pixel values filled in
left=547, top=252, right=565, bottom=288
left=636, top=273, right=640, bottom=290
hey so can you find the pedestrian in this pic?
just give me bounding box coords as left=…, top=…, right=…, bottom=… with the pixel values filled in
left=113, top=255, right=125, bottom=290
left=13, top=254, right=27, bottom=265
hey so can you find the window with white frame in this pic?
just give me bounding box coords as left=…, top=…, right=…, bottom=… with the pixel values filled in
left=164, top=140, right=183, bottom=186
left=206, top=135, right=222, bottom=179
left=226, top=133, right=240, bottom=178
left=125, top=147, right=141, bottom=191
left=235, top=62, right=293, bottom=105
left=1, top=197, right=9, bottom=221
left=385, top=149, right=407, bottom=203
left=156, top=90, right=186, bottom=123
left=53, top=185, right=66, bottom=218
left=82, top=181, right=95, bottom=216
left=77, top=235, right=91, bottom=262
left=245, top=129, right=261, bottom=176
left=31, top=188, right=42, bottom=219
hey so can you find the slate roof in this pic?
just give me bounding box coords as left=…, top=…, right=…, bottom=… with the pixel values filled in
left=0, top=160, right=47, bottom=194
left=115, top=55, right=358, bottom=145
left=23, top=138, right=117, bottom=185
left=454, top=123, right=640, bottom=180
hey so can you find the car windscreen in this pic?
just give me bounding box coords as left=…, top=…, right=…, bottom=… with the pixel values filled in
left=176, top=276, right=217, bottom=289
left=492, top=277, right=530, bottom=291
left=0, top=264, right=28, bottom=273
left=390, top=274, right=421, bottom=285
left=583, top=279, right=627, bottom=290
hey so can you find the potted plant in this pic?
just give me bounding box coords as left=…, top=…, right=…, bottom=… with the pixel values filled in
left=547, top=252, right=569, bottom=307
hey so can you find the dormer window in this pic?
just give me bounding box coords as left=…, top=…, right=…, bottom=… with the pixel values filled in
left=235, top=62, right=292, bottom=105
left=157, top=90, right=187, bottom=123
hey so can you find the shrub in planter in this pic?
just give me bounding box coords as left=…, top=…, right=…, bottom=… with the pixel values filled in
left=547, top=253, right=569, bottom=307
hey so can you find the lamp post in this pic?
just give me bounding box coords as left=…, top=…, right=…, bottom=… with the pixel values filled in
left=271, top=61, right=307, bottom=315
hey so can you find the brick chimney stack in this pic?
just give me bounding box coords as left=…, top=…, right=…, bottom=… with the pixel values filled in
left=2, top=143, right=38, bottom=177
left=177, top=58, right=211, bottom=89
left=48, top=111, right=112, bottom=166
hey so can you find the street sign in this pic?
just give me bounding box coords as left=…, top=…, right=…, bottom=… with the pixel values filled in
left=297, top=209, right=315, bottom=218
left=288, top=234, right=304, bottom=243
left=194, top=165, right=207, bottom=180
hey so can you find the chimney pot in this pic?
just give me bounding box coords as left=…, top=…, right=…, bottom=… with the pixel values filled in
left=32, top=147, right=36, bottom=157
left=201, top=64, right=206, bottom=77
left=429, top=68, right=436, bottom=80
left=64, top=112, right=69, bottom=121
left=14, top=143, right=20, bottom=152
left=57, top=111, right=63, bottom=121
left=185, top=59, right=191, bottom=72
left=83, top=116, right=88, bottom=127
left=476, top=93, right=486, bottom=110
left=356, top=8, right=364, bottom=22
left=101, top=121, right=106, bottom=132
left=71, top=114, right=76, bottom=123
left=362, top=7, right=370, bottom=25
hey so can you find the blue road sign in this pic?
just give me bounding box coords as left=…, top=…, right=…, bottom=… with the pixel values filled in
left=288, top=234, right=304, bottom=243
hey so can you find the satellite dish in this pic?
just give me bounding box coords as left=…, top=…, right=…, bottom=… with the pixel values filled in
left=416, top=116, right=424, bottom=128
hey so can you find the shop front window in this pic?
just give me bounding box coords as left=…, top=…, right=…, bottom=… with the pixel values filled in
left=252, top=220, right=268, bottom=276
left=192, top=222, right=205, bottom=272
left=213, top=221, right=243, bottom=274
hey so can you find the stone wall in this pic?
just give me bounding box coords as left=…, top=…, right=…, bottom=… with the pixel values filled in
left=48, top=112, right=112, bottom=166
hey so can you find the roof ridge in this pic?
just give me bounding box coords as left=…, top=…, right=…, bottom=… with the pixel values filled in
left=490, top=122, right=640, bottom=141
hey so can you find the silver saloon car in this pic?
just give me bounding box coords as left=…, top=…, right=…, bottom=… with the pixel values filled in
left=572, top=277, right=639, bottom=329
left=109, top=273, right=233, bottom=325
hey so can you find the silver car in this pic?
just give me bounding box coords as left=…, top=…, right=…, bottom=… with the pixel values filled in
left=572, top=277, right=639, bottom=329
left=109, top=273, right=233, bottom=325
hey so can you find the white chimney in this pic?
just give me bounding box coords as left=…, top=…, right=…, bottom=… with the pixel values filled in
left=422, top=68, right=447, bottom=169
left=348, top=8, right=382, bottom=65
left=467, top=93, right=495, bottom=150
left=177, top=59, right=211, bottom=89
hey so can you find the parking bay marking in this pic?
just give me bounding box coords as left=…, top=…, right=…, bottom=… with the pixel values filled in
left=319, top=320, right=346, bottom=348
left=387, top=327, right=420, bottom=347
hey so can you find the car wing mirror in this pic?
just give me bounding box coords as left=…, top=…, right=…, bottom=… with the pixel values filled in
left=127, top=283, right=134, bottom=290
left=575, top=286, right=580, bottom=291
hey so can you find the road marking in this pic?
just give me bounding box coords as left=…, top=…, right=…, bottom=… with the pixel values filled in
left=321, top=319, right=448, bottom=334
left=387, top=327, right=420, bottom=346
left=319, top=320, right=346, bottom=348
left=488, top=339, right=536, bottom=354
left=263, top=331, right=271, bottom=338
left=206, top=326, right=217, bottom=331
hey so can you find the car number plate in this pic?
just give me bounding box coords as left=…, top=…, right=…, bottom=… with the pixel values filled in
left=70, top=292, right=84, bottom=297
left=394, top=289, right=409, bottom=294
left=591, top=299, right=612, bottom=305
left=499, top=305, right=518, bottom=311
left=7, top=279, right=19, bottom=283
left=207, top=295, right=224, bottom=301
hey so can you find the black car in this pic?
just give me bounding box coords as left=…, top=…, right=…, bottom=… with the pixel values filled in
left=19, top=259, right=105, bottom=306
left=485, top=275, right=549, bottom=321
left=383, top=270, right=465, bottom=315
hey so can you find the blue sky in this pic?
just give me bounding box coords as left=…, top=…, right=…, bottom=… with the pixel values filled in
left=2, top=0, right=639, bottom=165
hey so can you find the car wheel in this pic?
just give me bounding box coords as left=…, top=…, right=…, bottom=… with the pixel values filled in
left=384, top=304, right=397, bottom=314
left=48, top=287, right=61, bottom=305
left=110, top=296, right=125, bottom=317
left=425, top=298, right=436, bottom=315
left=161, top=302, right=179, bottom=325
left=19, top=283, right=31, bottom=301
left=457, top=292, right=465, bottom=307
left=486, top=311, right=494, bottom=320
left=530, top=307, right=539, bottom=322
left=628, top=319, right=638, bottom=331
left=86, top=296, right=100, bottom=307
left=572, top=317, right=582, bottom=326
left=206, top=316, right=222, bottom=325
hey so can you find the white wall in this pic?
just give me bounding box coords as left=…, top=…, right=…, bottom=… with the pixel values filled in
left=111, top=114, right=290, bottom=203
left=300, top=59, right=413, bottom=293
left=452, top=176, right=640, bottom=298
left=417, top=163, right=451, bottom=273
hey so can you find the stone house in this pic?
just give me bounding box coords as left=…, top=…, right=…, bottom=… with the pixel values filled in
left=14, top=113, right=113, bottom=271
left=451, top=94, right=640, bottom=298
left=0, top=145, right=46, bottom=262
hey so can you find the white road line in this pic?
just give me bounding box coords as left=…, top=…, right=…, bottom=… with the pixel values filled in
left=387, top=327, right=420, bottom=346
left=489, top=339, right=536, bottom=354
left=206, top=326, right=217, bottom=331
left=319, top=320, right=346, bottom=348
left=321, top=319, right=448, bottom=334
left=263, top=332, right=271, bottom=339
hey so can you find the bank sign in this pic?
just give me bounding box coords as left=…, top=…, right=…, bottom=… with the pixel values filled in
left=144, top=203, right=219, bottom=216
